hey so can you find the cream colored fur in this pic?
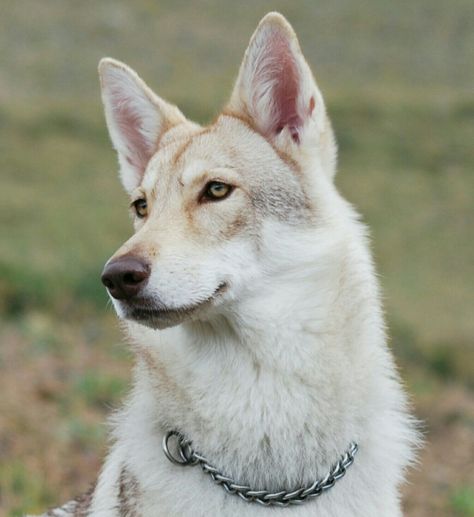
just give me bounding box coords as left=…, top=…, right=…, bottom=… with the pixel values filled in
left=40, top=12, right=418, bottom=517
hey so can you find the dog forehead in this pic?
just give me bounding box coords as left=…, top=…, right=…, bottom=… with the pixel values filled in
left=140, top=122, right=203, bottom=190
left=206, top=115, right=279, bottom=165
left=176, top=116, right=290, bottom=180
left=140, top=146, right=174, bottom=193
left=140, top=114, right=307, bottom=213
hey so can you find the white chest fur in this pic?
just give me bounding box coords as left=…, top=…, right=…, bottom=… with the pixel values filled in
left=89, top=225, right=417, bottom=517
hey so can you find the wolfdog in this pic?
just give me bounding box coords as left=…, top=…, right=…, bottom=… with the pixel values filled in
left=41, top=12, right=418, bottom=517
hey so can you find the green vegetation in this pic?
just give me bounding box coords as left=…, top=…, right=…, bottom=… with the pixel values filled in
left=452, top=487, right=474, bottom=517
left=0, top=1, right=472, bottom=516
left=0, top=461, right=55, bottom=517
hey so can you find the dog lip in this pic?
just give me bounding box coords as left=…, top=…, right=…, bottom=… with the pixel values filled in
left=125, top=282, right=228, bottom=323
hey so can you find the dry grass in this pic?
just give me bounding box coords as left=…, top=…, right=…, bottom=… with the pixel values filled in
left=0, top=312, right=130, bottom=515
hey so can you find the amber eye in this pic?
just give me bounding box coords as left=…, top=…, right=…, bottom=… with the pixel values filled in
left=201, top=181, right=233, bottom=202
left=132, top=198, right=148, bottom=218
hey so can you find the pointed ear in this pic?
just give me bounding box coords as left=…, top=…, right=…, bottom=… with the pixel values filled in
left=227, top=13, right=335, bottom=172
left=99, top=58, right=186, bottom=192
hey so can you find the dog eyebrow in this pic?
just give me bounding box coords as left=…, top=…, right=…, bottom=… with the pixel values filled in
left=179, top=166, right=239, bottom=188
left=210, top=166, right=238, bottom=174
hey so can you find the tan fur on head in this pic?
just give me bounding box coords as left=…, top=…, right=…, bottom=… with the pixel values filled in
left=99, top=12, right=337, bottom=199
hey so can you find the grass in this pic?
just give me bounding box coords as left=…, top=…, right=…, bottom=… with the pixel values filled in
left=0, top=1, right=473, bottom=516
left=0, top=461, right=54, bottom=517
left=451, top=487, right=474, bottom=517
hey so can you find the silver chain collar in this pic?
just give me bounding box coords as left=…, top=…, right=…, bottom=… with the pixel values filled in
left=162, top=430, right=358, bottom=507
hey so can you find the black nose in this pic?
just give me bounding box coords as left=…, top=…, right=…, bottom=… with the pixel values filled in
left=101, top=256, right=150, bottom=300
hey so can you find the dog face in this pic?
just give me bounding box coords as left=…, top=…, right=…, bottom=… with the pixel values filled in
left=99, top=13, right=337, bottom=329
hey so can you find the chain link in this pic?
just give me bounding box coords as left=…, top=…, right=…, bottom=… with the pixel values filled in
left=162, top=430, right=358, bottom=507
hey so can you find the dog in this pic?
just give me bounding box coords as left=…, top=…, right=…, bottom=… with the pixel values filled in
left=41, top=12, right=418, bottom=517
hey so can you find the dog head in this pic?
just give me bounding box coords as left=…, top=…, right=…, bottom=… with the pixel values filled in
left=99, top=12, right=338, bottom=329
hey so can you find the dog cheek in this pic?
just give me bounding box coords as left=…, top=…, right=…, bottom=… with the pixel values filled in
left=183, top=205, right=235, bottom=243
left=224, top=212, right=252, bottom=239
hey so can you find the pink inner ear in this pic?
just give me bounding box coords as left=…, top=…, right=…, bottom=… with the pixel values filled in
left=252, top=30, right=303, bottom=143
left=110, top=85, right=152, bottom=174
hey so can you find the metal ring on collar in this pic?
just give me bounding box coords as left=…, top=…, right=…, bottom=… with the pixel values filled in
left=162, top=430, right=193, bottom=466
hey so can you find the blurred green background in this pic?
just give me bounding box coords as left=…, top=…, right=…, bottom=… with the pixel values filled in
left=0, top=1, right=473, bottom=516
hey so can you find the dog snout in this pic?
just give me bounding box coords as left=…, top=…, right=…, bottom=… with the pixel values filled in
left=101, top=256, right=150, bottom=300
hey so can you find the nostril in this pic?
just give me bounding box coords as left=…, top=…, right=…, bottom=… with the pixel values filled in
left=102, top=276, right=115, bottom=289
left=123, top=272, right=134, bottom=285
left=122, top=271, right=145, bottom=285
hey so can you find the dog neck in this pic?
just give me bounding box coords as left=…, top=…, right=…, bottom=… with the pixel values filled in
left=126, top=228, right=394, bottom=491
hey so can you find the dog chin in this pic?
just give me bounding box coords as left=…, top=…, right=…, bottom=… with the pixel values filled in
left=125, top=308, right=193, bottom=330
left=119, top=283, right=228, bottom=330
